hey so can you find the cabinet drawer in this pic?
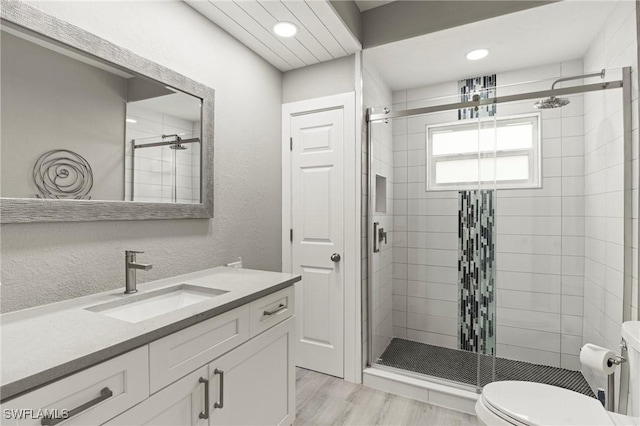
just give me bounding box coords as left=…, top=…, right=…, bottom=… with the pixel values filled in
left=249, top=286, right=295, bottom=337
left=149, top=305, right=250, bottom=393
left=1, top=346, right=149, bottom=426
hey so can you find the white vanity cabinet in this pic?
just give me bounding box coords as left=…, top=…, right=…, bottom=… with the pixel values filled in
left=1, top=285, right=295, bottom=426
left=108, top=286, right=295, bottom=426
left=106, top=317, right=295, bottom=426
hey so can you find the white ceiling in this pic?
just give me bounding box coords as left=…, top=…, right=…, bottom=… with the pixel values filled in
left=354, top=1, right=396, bottom=12
left=186, top=0, right=361, bottom=72
left=365, top=1, right=618, bottom=91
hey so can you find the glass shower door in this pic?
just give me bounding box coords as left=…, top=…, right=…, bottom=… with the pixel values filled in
left=366, top=101, right=497, bottom=391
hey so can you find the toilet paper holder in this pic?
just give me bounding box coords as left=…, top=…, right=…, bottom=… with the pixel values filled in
left=582, top=342, right=628, bottom=412
left=605, top=342, right=628, bottom=413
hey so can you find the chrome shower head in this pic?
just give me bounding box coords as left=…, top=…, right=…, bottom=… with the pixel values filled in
left=534, top=96, right=570, bottom=109
left=534, top=69, right=605, bottom=109
left=162, top=134, right=188, bottom=150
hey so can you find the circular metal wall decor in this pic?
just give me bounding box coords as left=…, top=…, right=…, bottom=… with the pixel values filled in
left=33, top=149, right=94, bottom=199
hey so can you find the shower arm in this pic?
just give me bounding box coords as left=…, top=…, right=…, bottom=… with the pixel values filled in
left=550, top=69, right=605, bottom=90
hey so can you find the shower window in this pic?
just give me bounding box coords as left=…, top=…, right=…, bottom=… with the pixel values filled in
left=426, top=113, right=541, bottom=190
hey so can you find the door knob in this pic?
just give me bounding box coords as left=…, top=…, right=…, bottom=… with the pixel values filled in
left=331, top=253, right=341, bottom=262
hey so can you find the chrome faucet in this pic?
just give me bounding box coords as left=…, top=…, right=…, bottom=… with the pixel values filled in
left=125, top=250, right=153, bottom=294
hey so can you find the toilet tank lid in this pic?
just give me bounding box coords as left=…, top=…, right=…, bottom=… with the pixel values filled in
left=622, top=321, right=640, bottom=351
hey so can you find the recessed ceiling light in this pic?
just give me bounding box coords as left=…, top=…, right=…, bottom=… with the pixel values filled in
left=126, top=118, right=137, bottom=123
left=273, top=22, right=297, bottom=38
left=466, top=48, right=490, bottom=61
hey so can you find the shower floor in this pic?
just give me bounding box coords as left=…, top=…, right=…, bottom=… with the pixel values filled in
left=376, top=338, right=594, bottom=397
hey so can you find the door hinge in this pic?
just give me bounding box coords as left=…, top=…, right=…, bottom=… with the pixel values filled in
left=290, top=229, right=293, bottom=242
left=290, top=137, right=293, bottom=151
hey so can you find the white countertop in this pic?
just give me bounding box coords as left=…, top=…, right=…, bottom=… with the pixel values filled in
left=0, top=267, right=300, bottom=401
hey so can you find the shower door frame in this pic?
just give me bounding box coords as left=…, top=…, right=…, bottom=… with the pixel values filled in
left=130, top=137, right=201, bottom=203
left=365, top=67, right=633, bottom=393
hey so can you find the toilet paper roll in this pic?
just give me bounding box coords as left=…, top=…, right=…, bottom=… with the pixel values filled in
left=580, top=343, right=616, bottom=375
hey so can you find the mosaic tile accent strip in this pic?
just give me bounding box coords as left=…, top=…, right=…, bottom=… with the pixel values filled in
left=457, top=74, right=497, bottom=355
left=458, top=190, right=495, bottom=354
left=376, top=338, right=594, bottom=397
left=458, top=74, right=496, bottom=119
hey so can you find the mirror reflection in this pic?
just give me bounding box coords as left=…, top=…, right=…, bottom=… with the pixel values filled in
left=0, top=26, right=202, bottom=204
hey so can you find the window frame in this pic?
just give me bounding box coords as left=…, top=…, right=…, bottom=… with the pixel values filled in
left=425, top=113, right=542, bottom=191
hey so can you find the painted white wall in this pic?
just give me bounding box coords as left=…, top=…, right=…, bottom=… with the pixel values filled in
left=1, top=31, right=127, bottom=200
left=282, top=55, right=356, bottom=104
left=581, top=0, right=638, bottom=395
left=1, top=0, right=283, bottom=313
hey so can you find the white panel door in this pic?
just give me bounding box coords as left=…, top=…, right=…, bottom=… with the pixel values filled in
left=290, top=108, right=344, bottom=378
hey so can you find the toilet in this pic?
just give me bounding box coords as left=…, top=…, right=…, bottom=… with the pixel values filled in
left=476, top=321, right=640, bottom=426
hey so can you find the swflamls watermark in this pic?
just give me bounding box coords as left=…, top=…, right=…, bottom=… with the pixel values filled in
left=3, top=408, right=70, bottom=420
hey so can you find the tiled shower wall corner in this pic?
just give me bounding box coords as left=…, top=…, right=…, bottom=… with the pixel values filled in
left=124, top=103, right=200, bottom=204
left=391, top=60, right=589, bottom=370
left=581, top=0, right=639, bottom=393
left=363, top=57, right=395, bottom=363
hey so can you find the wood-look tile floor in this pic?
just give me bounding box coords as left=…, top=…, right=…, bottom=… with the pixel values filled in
left=295, top=368, right=482, bottom=426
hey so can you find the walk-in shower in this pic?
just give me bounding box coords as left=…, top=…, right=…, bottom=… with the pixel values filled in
left=364, top=65, right=634, bottom=400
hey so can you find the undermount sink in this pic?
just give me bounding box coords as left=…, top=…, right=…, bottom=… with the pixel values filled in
left=86, top=284, right=228, bottom=323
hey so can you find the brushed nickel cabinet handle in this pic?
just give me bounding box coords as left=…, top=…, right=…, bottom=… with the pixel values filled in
left=199, top=377, right=209, bottom=419
left=213, top=369, right=224, bottom=409
left=41, top=387, right=113, bottom=426
left=263, top=303, right=286, bottom=316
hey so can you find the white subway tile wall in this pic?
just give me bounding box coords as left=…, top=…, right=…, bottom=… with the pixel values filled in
left=124, top=103, right=200, bottom=203
left=581, top=1, right=638, bottom=393
left=391, top=60, right=592, bottom=370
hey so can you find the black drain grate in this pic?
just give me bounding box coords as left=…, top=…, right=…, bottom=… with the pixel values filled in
left=376, top=338, right=594, bottom=398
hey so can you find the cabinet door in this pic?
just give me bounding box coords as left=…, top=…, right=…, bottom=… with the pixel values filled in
left=105, top=366, right=208, bottom=426
left=209, top=317, right=295, bottom=426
